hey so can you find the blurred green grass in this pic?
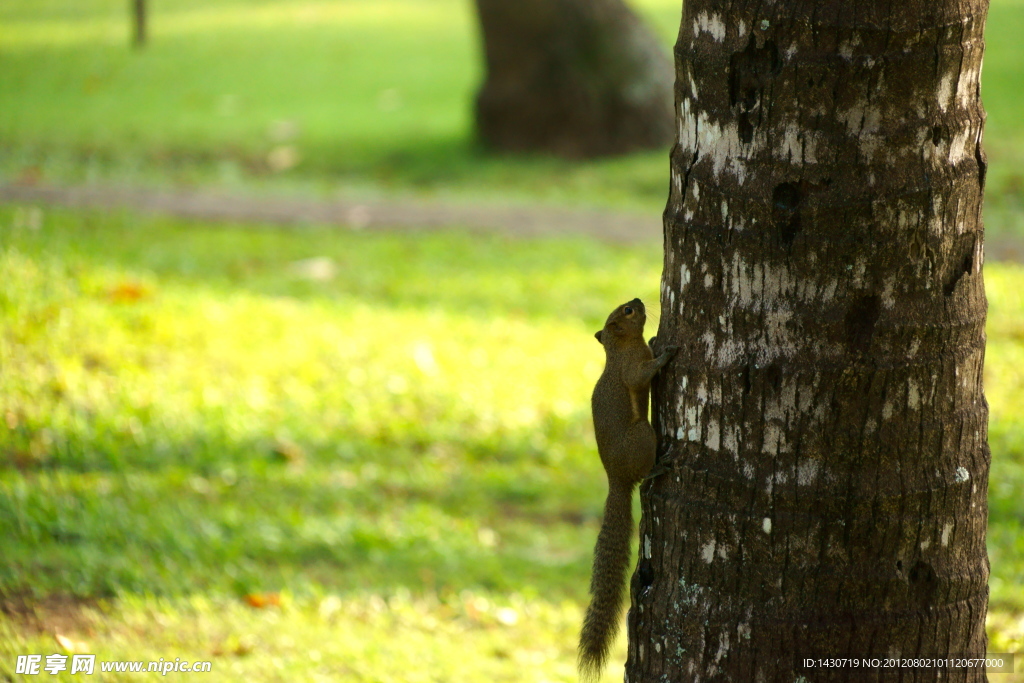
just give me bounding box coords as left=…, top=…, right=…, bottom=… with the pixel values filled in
left=0, top=205, right=661, bottom=681
left=0, top=0, right=1022, bottom=231
left=0, top=206, right=660, bottom=598
left=1, top=0, right=1023, bottom=678
left=1, top=206, right=1023, bottom=680
left=0, top=0, right=675, bottom=209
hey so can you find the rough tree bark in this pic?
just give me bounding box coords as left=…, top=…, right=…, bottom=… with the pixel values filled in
left=630, top=0, right=990, bottom=680
left=473, top=0, right=674, bottom=158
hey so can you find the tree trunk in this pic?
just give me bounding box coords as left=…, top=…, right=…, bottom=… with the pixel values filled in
left=132, top=0, right=147, bottom=48
left=472, top=0, right=674, bottom=159
left=630, top=0, right=990, bottom=680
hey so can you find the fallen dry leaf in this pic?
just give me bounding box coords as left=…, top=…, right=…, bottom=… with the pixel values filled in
left=267, top=145, right=300, bottom=172
left=107, top=282, right=151, bottom=303
left=17, top=166, right=42, bottom=186
left=243, top=592, right=281, bottom=609
left=55, top=633, right=89, bottom=653
left=288, top=257, right=336, bottom=282
left=271, top=438, right=305, bottom=464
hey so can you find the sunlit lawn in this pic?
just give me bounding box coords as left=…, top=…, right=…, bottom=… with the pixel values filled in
left=0, top=205, right=660, bottom=681
left=0, top=206, right=1023, bottom=680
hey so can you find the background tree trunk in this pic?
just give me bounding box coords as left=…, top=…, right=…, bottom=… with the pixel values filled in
left=630, top=0, right=990, bottom=679
left=472, top=0, right=674, bottom=159
left=132, top=0, right=146, bottom=48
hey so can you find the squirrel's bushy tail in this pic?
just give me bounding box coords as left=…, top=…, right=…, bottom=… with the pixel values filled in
left=578, top=480, right=636, bottom=681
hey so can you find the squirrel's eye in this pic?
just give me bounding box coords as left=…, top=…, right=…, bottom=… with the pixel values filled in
left=624, top=306, right=633, bottom=315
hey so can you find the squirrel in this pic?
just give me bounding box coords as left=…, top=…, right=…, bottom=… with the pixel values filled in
left=578, top=298, right=677, bottom=681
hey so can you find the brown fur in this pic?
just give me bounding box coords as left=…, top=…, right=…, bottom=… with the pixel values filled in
left=578, top=298, right=677, bottom=681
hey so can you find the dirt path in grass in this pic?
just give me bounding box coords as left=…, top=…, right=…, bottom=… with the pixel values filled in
left=2, top=182, right=1023, bottom=261
left=0, top=183, right=661, bottom=243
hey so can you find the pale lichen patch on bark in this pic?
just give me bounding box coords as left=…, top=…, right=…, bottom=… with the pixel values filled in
left=730, top=254, right=755, bottom=306
left=882, top=398, right=894, bottom=420
left=701, top=540, right=717, bottom=563
left=702, top=112, right=749, bottom=180
left=705, top=417, right=721, bottom=450
left=881, top=277, right=896, bottom=309
left=839, top=102, right=883, bottom=158
left=938, top=73, right=955, bottom=111
left=684, top=405, right=700, bottom=440
left=763, top=423, right=785, bottom=454
left=712, top=339, right=744, bottom=366
left=714, top=631, right=731, bottom=663
left=778, top=123, right=818, bottom=164
left=797, top=459, right=819, bottom=485
left=957, top=64, right=981, bottom=109
left=949, top=124, right=976, bottom=165
left=837, top=32, right=862, bottom=60
left=907, top=379, right=921, bottom=410
left=694, top=12, right=726, bottom=41
left=723, top=424, right=739, bottom=456
left=679, top=102, right=754, bottom=182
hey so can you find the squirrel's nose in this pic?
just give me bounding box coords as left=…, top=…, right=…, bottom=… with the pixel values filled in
left=629, top=298, right=644, bottom=313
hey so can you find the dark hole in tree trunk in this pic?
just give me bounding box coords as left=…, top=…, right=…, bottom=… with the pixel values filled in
left=765, top=363, right=783, bottom=393
left=772, top=182, right=802, bottom=246
left=843, top=295, right=881, bottom=353
left=728, top=36, right=779, bottom=144
left=943, top=247, right=974, bottom=296
left=634, top=559, right=654, bottom=595
left=975, top=142, right=988, bottom=189
left=908, top=560, right=938, bottom=605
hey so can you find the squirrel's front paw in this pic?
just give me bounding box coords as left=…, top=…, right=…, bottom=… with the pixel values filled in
left=655, top=343, right=679, bottom=357
left=649, top=336, right=670, bottom=352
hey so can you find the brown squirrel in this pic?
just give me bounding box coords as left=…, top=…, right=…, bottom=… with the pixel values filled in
left=578, top=298, right=677, bottom=681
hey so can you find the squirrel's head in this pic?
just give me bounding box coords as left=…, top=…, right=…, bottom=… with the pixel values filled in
left=595, top=298, right=646, bottom=345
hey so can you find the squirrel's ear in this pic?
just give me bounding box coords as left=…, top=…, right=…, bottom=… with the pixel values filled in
left=594, top=330, right=604, bottom=343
